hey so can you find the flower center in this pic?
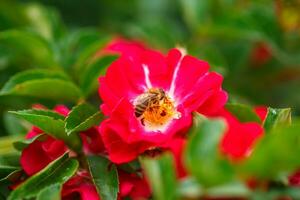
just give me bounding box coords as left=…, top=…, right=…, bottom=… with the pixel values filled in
left=133, top=88, right=180, bottom=131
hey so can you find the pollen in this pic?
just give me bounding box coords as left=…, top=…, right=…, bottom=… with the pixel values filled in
left=133, top=88, right=181, bottom=132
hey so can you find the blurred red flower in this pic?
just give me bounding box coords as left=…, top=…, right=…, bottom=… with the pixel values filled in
left=218, top=108, right=265, bottom=160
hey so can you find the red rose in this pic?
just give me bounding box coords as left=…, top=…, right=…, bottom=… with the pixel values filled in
left=99, top=46, right=227, bottom=163
left=62, top=171, right=100, bottom=200
left=95, top=37, right=147, bottom=59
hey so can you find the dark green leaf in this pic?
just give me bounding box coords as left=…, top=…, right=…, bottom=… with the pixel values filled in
left=80, top=55, right=118, bottom=97
left=0, top=166, right=20, bottom=181
left=0, top=69, right=70, bottom=93
left=0, top=154, right=21, bottom=167
left=10, top=109, right=82, bottom=152
left=74, top=37, right=111, bottom=74
left=226, top=103, right=261, bottom=123
left=185, top=113, right=234, bottom=187
left=263, top=107, right=291, bottom=131
left=141, top=153, right=178, bottom=200
left=37, top=183, right=62, bottom=200
left=87, top=155, right=119, bottom=200
left=119, top=160, right=141, bottom=174
left=8, top=153, right=78, bottom=200
left=13, top=134, right=47, bottom=151
left=0, top=69, right=82, bottom=103
left=65, top=103, right=104, bottom=135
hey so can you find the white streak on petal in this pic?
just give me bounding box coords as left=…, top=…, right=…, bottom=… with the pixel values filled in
left=142, top=64, right=152, bottom=89
left=168, top=50, right=185, bottom=98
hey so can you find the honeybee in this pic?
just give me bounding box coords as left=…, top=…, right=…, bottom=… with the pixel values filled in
left=134, top=88, right=166, bottom=120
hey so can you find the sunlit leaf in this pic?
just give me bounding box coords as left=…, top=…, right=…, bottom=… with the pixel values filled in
left=141, top=153, right=178, bottom=200
left=185, top=113, right=234, bottom=187
left=37, top=183, right=62, bottom=200
left=263, top=107, right=291, bottom=131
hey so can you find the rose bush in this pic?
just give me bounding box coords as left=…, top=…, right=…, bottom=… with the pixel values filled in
left=0, top=1, right=299, bottom=199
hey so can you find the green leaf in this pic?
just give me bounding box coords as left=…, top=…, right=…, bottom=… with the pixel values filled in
left=119, top=160, right=141, bottom=174
left=37, top=183, right=62, bottom=200
left=0, top=136, right=22, bottom=156
left=80, top=55, right=118, bottom=97
left=263, top=107, right=291, bottom=131
left=74, top=37, right=111, bottom=74
left=141, top=153, right=178, bottom=200
left=0, top=30, right=56, bottom=67
left=23, top=3, right=66, bottom=41
left=0, top=154, right=21, bottom=167
left=239, top=123, right=300, bottom=178
left=0, top=69, right=70, bottom=92
left=3, top=112, right=29, bottom=136
left=206, top=182, right=250, bottom=198
left=185, top=113, right=234, bottom=187
left=65, top=103, right=104, bottom=135
left=0, top=69, right=82, bottom=103
left=178, top=177, right=202, bottom=199
left=178, top=178, right=250, bottom=199
left=226, top=103, right=261, bottom=123
left=13, top=134, right=47, bottom=151
left=8, top=153, right=78, bottom=200
left=87, top=155, right=119, bottom=200
left=10, top=109, right=82, bottom=152
left=0, top=166, right=20, bottom=181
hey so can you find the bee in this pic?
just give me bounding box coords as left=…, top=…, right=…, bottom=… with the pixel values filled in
left=134, top=88, right=166, bottom=123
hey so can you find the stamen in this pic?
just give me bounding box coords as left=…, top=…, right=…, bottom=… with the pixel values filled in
left=133, top=88, right=181, bottom=132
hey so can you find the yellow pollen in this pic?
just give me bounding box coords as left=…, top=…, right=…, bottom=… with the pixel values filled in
left=134, top=88, right=180, bottom=130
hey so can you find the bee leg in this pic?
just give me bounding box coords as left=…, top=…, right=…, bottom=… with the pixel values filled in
left=141, top=118, right=145, bottom=126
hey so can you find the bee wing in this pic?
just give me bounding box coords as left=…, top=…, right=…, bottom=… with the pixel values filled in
left=135, top=93, right=157, bottom=105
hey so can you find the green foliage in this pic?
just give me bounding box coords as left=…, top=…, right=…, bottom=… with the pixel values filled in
left=37, top=184, right=62, bottom=200
left=65, top=103, right=103, bottom=135
left=10, top=109, right=82, bottom=152
left=226, top=103, right=261, bottom=123
left=141, top=153, right=178, bottom=200
left=8, top=153, right=78, bottom=200
left=13, top=133, right=47, bottom=151
left=80, top=55, right=118, bottom=97
left=0, top=69, right=82, bottom=103
left=0, top=30, right=56, bottom=68
left=185, top=113, right=234, bottom=187
left=263, top=107, right=292, bottom=131
left=0, top=0, right=300, bottom=199
left=239, top=123, right=300, bottom=179
left=87, top=155, right=119, bottom=200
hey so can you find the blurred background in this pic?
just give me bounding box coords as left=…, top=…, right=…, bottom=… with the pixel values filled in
left=0, top=0, right=300, bottom=137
